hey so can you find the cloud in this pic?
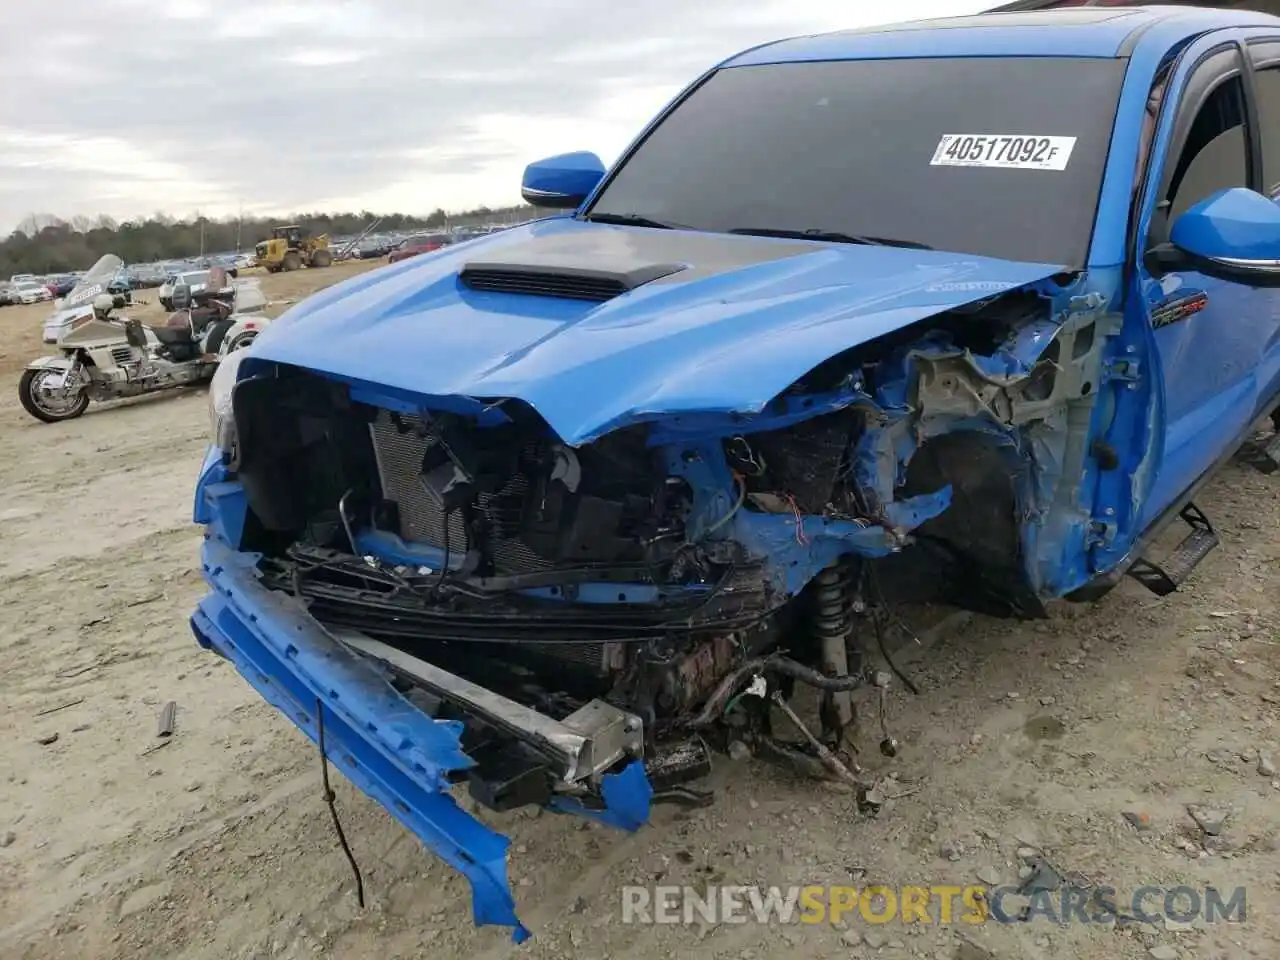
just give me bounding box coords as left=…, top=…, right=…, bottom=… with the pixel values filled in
left=0, top=0, right=987, bottom=231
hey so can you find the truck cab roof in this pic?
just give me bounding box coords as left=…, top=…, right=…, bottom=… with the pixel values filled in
left=724, top=4, right=1280, bottom=66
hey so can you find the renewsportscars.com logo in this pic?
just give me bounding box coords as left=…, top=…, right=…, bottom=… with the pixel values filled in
left=620, top=884, right=1247, bottom=927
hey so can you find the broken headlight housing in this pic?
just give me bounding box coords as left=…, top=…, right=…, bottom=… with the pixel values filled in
left=208, top=349, right=249, bottom=451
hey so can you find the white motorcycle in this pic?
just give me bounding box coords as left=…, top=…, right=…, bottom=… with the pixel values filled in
left=20, top=254, right=269, bottom=424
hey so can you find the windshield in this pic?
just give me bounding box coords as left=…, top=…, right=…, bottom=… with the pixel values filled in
left=586, top=57, right=1126, bottom=266
left=64, top=254, right=123, bottom=307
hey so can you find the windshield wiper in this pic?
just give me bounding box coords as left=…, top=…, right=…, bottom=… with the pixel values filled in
left=583, top=212, right=688, bottom=230
left=728, top=227, right=932, bottom=250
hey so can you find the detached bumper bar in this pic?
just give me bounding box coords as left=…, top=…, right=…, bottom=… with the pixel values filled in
left=192, top=538, right=652, bottom=941
left=333, top=632, right=645, bottom=786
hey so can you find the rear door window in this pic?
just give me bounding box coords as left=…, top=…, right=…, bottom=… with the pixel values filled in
left=1251, top=54, right=1280, bottom=195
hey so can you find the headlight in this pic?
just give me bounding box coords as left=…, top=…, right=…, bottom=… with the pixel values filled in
left=208, top=349, right=250, bottom=450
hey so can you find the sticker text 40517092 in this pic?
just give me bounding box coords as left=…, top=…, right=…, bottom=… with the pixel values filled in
left=930, top=134, right=1077, bottom=171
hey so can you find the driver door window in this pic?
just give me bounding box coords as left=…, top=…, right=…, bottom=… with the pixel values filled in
left=1161, top=75, right=1249, bottom=229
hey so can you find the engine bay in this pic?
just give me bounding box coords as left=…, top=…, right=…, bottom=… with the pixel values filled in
left=217, top=278, right=1101, bottom=811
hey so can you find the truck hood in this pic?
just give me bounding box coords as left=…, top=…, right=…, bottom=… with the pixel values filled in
left=251, top=217, right=1066, bottom=444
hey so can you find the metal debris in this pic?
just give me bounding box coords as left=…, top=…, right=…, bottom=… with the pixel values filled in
left=35, top=697, right=84, bottom=717
left=770, top=691, right=865, bottom=789
left=1187, top=805, right=1228, bottom=837
left=157, top=701, right=177, bottom=738
left=1018, top=856, right=1065, bottom=894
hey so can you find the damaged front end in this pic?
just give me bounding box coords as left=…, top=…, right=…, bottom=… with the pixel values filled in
left=191, top=267, right=1110, bottom=940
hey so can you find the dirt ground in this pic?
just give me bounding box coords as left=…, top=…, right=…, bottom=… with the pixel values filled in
left=0, top=260, right=1277, bottom=960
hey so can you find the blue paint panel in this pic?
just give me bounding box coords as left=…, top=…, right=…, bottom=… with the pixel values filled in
left=246, top=220, right=1066, bottom=446
left=193, top=444, right=226, bottom=525
left=549, top=761, right=653, bottom=830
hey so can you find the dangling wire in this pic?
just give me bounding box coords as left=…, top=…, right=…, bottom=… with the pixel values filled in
left=433, top=515, right=451, bottom=599
left=315, top=698, right=366, bottom=908
left=786, top=494, right=809, bottom=545
left=863, top=565, right=920, bottom=695
left=701, top=472, right=746, bottom=539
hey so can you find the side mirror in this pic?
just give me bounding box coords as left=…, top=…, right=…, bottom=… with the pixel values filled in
left=171, top=284, right=192, bottom=309
left=1149, top=187, right=1280, bottom=286
left=520, top=151, right=606, bottom=209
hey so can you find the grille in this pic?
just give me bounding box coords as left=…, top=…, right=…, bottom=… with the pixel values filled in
left=368, top=411, right=551, bottom=573
left=459, top=266, right=626, bottom=302
left=110, top=346, right=134, bottom=366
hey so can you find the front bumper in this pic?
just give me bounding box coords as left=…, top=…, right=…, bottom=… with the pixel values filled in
left=191, top=449, right=654, bottom=941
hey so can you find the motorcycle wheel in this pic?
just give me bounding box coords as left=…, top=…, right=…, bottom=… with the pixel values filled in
left=19, top=368, right=89, bottom=423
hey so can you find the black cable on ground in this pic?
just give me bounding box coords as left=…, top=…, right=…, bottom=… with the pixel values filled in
left=316, top=698, right=366, bottom=909
left=865, top=565, right=920, bottom=695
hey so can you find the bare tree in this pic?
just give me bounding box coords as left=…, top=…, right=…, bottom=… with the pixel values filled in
left=15, top=213, right=63, bottom=236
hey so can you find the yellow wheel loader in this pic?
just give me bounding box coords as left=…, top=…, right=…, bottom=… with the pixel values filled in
left=255, top=225, right=333, bottom=273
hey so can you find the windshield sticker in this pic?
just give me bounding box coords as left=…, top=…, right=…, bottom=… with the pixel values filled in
left=930, top=135, right=1076, bottom=171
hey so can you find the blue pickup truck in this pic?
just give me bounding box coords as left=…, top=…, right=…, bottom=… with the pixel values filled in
left=192, top=3, right=1280, bottom=940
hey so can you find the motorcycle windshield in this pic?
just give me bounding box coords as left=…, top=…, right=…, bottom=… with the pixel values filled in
left=63, top=255, right=123, bottom=309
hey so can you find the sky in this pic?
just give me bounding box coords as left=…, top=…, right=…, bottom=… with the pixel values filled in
left=0, top=0, right=989, bottom=231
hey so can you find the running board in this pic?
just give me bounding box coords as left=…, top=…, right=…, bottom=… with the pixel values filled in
left=1125, top=503, right=1219, bottom=597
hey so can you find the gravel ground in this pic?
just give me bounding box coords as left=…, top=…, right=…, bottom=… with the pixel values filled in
left=0, top=262, right=1276, bottom=960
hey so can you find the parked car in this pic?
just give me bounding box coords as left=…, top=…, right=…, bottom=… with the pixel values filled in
left=128, top=263, right=168, bottom=288
left=9, top=273, right=36, bottom=284
left=0, top=283, right=17, bottom=306
left=13, top=280, right=53, bottom=304
left=44, top=275, right=77, bottom=297
left=158, top=269, right=211, bottom=310
left=350, top=238, right=390, bottom=259
left=192, top=4, right=1280, bottom=941
left=195, top=255, right=240, bottom=278
left=387, top=233, right=452, bottom=264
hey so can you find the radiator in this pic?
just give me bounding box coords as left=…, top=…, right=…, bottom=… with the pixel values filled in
left=368, top=411, right=552, bottom=573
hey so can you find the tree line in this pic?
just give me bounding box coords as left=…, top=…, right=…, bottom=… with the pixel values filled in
left=1, top=204, right=538, bottom=276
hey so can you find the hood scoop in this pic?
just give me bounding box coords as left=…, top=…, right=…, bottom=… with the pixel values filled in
left=459, top=260, right=687, bottom=303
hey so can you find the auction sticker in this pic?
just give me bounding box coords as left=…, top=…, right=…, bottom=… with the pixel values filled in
left=930, top=134, right=1076, bottom=171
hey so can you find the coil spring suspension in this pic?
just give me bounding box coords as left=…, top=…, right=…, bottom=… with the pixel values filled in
left=814, top=564, right=850, bottom=644
left=813, top=562, right=857, bottom=743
